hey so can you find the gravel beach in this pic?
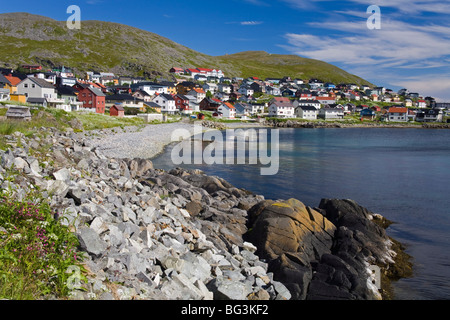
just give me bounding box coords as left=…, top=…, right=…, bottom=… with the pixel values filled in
left=85, top=120, right=267, bottom=160
left=86, top=121, right=198, bottom=160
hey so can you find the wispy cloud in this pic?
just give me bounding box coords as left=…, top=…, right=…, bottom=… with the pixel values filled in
left=240, top=21, right=264, bottom=25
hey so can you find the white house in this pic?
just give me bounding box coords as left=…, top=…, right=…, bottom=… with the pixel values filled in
left=187, top=88, right=206, bottom=103
left=388, top=107, right=408, bottom=122
left=296, top=106, right=318, bottom=120
left=268, top=101, right=295, bottom=118
left=136, top=83, right=168, bottom=96
left=318, top=107, right=345, bottom=119
left=218, top=102, right=236, bottom=119
left=265, top=86, right=281, bottom=96
left=218, top=83, right=232, bottom=94
left=293, top=99, right=321, bottom=110
left=238, top=85, right=254, bottom=96
left=203, top=83, right=218, bottom=94
left=152, top=93, right=177, bottom=114
left=17, top=77, right=56, bottom=100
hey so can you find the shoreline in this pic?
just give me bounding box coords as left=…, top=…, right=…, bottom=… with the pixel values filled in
left=86, top=119, right=450, bottom=163
left=0, top=123, right=414, bottom=300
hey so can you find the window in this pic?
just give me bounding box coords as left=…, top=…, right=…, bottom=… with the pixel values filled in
left=24, top=84, right=28, bottom=88
left=32, top=84, right=35, bottom=88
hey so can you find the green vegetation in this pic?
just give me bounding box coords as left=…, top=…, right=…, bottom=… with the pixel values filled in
left=75, top=112, right=145, bottom=131
left=0, top=13, right=372, bottom=86
left=0, top=186, right=85, bottom=299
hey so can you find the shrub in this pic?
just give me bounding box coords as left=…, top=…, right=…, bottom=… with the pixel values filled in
left=0, top=189, right=85, bottom=299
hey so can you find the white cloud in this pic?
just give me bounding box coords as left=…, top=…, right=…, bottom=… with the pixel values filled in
left=240, top=21, right=264, bottom=25
left=392, top=76, right=450, bottom=101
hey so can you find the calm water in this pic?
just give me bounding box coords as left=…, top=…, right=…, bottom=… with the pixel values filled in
left=152, top=127, right=450, bottom=300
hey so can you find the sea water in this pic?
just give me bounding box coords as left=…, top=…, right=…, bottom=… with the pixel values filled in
left=152, top=127, right=450, bottom=300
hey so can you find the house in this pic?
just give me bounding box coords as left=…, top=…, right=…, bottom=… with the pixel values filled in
left=316, top=96, right=337, bottom=105
left=16, top=77, right=56, bottom=100
left=5, top=105, right=31, bottom=121
left=218, top=83, right=232, bottom=94
left=296, top=90, right=314, bottom=100
left=360, top=108, right=376, bottom=121
left=388, top=107, right=408, bottom=122
left=415, top=109, right=443, bottom=122
left=293, top=99, right=321, bottom=110
left=218, top=102, right=236, bottom=119
left=174, top=94, right=191, bottom=113
left=296, top=105, right=318, bottom=120
left=110, top=104, right=125, bottom=118
left=238, top=85, right=254, bottom=96
left=132, top=90, right=152, bottom=102
left=133, top=82, right=168, bottom=96
left=282, top=88, right=297, bottom=97
left=187, top=88, right=206, bottom=103
left=318, top=107, right=345, bottom=119
left=176, top=81, right=197, bottom=95
left=76, top=86, right=106, bottom=114
left=203, top=83, right=218, bottom=94
left=265, top=86, right=281, bottom=96
left=56, top=85, right=83, bottom=112
left=417, top=100, right=427, bottom=108
left=152, top=93, right=177, bottom=114
left=26, top=97, right=47, bottom=107
left=268, top=100, right=295, bottom=118
left=200, top=97, right=222, bottom=111
left=234, top=102, right=264, bottom=116
left=105, top=94, right=145, bottom=111
left=169, top=67, right=185, bottom=75
left=4, top=75, right=22, bottom=93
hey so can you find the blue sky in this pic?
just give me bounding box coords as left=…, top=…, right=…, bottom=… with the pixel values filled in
left=2, top=0, right=450, bottom=100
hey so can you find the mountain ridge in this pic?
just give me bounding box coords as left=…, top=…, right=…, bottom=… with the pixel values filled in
left=0, top=12, right=372, bottom=85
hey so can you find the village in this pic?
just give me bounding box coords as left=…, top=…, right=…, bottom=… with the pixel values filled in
left=1, top=64, right=449, bottom=124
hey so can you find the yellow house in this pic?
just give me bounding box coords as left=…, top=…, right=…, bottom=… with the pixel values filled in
left=10, top=93, right=27, bottom=104
left=4, top=76, right=22, bottom=94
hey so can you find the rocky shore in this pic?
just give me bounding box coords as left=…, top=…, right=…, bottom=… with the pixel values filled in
left=0, top=123, right=412, bottom=300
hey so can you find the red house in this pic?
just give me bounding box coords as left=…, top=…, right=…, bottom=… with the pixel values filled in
left=110, top=104, right=125, bottom=118
left=75, top=85, right=106, bottom=114
left=174, top=94, right=190, bottom=111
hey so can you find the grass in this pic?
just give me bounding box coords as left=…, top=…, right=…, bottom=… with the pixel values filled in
left=74, top=112, right=146, bottom=131
left=0, top=185, right=85, bottom=299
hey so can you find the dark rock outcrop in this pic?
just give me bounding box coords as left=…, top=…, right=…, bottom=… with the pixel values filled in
left=246, top=198, right=412, bottom=300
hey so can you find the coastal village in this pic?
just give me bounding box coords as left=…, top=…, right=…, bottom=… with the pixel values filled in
left=1, top=64, right=449, bottom=124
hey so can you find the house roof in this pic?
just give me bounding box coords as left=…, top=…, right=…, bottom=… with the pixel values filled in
left=111, top=104, right=125, bottom=111
left=56, top=85, right=78, bottom=96
left=272, top=97, right=291, bottom=103
left=389, top=107, right=408, bottom=113
left=158, top=93, right=175, bottom=100
left=87, top=86, right=106, bottom=97
left=222, top=102, right=235, bottom=109
left=298, top=106, right=318, bottom=111
left=106, top=93, right=141, bottom=101
left=0, top=74, right=11, bottom=85
left=27, top=97, right=47, bottom=104
left=27, top=77, right=55, bottom=89
left=4, top=75, right=21, bottom=86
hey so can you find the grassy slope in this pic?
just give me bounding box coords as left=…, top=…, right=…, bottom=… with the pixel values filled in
left=0, top=13, right=372, bottom=85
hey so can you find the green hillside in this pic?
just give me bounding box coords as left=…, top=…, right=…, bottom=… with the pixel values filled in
left=0, top=12, right=372, bottom=85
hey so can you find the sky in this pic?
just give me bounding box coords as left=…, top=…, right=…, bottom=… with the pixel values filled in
left=2, top=0, right=450, bottom=101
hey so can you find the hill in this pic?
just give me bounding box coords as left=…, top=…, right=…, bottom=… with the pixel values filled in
left=0, top=12, right=372, bottom=85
